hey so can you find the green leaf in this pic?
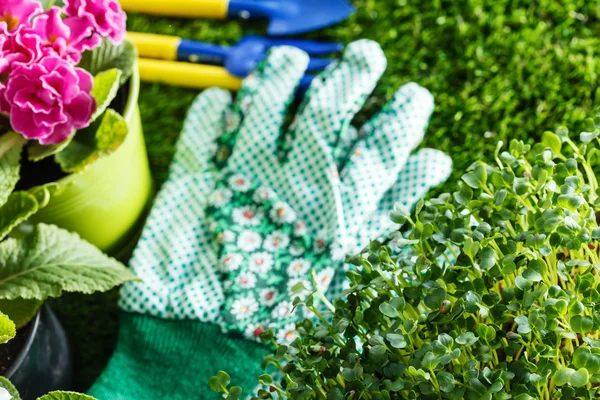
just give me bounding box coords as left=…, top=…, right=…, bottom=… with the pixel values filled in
left=456, top=332, right=479, bottom=346
left=0, top=376, right=21, bottom=400
left=0, top=192, right=38, bottom=241
left=387, top=333, right=407, bottom=349
left=258, top=374, right=272, bottom=385
left=0, top=224, right=138, bottom=300
left=90, top=69, right=123, bottom=122
left=570, top=368, right=589, bottom=388
left=462, top=163, right=487, bottom=189
left=27, top=136, right=74, bottom=162
left=36, top=391, right=97, bottom=400
left=570, top=315, right=594, bottom=334
left=379, top=302, right=400, bottom=318
left=0, top=132, right=25, bottom=207
left=0, top=310, right=15, bottom=344
left=208, top=376, right=224, bottom=393
left=424, top=288, right=446, bottom=309
left=55, top=109, right=128, bottom=173
left=542, top=131, right=562, bottom=154
left=421, top=352, right=440, bottom=370
left=79, top=39, right=136, bottom=85
left=217, top=371, right=231, bottom=388
left=226, top=387, right=242, bottom=400
left=479, top=247, right=496, bottom=269
left=437, top=371, right=455, bottom=392
left=0, top=299, right=42, bottom=328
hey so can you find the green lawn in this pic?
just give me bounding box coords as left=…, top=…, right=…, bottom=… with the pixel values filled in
left=53, top=0, right=600, bottom=391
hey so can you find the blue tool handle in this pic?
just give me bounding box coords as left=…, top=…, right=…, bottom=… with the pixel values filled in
left=177, top=39, right=229, bottom=65
left=228, top=0, right=278, bottom=18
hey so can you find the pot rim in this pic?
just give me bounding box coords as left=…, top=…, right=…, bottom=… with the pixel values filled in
left=3, top=304, right=42, bottom=379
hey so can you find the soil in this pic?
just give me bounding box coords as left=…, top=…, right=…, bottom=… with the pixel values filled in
left=14, top=79, right=129, bottom=190
left=0, top=322, right=33, bottom=375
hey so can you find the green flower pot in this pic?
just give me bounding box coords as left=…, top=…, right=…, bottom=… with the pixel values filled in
left=28, top=63, right=153, bottom=255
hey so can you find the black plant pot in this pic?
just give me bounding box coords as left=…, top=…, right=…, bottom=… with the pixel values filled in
left=3, top=304, right=73, bottom=400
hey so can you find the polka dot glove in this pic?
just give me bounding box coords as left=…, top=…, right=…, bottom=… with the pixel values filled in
left=118, top=40, right=452, bottom=329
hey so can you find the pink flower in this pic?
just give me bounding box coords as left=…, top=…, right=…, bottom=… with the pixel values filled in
left=31, top=7, right=87, bottom=63
left=64, top=0, right=126, bottom=45
left=0, top=0, right=42, bottom=33
left=2, top=57, right=96, bottom=145
left=0, top=25, right=44, bottom=74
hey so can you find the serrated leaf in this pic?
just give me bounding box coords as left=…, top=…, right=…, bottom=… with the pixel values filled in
left=0, top=224, right=138, bottom=300
left=0, top=310, right=15, bottom=344
left=0, top=377, right=20, bottom=400
left=55, top=109, right=128, bottom=173
left=36, top=392, right=97, bottom=400
left=27, top=136, right=74, bottom=162
left=0, top=192, right=38, bottom=241
left=79, top=39, right=136, bottom=85
left=90, top=69, right=122, bottom=122
left=0, top=299, right=42, bottom=328
left=0, top=132, right=25, bottom=207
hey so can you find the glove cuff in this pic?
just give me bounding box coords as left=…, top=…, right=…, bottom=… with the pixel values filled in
left=88, top=312, right=267, bottom=399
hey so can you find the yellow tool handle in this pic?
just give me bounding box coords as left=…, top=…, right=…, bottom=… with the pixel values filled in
left=127, top=32, right=180, bottom=61
left=120, top=0, right=229, bottom=18
left=138, top=58, right=242, bottom=90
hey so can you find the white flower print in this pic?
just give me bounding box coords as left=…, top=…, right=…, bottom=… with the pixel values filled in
left=253, top=186, right=276, bottom=203
left=225, top=109, right=241, bottom=133
left=230, top=296, right=259, bottom=320
left=271, top=301, right=294, bottom=319
left=315, top=267, right=335, bottom=291
left=237, top=231, right=262, bottom=252
left=228, top=174, right=251, bottom=192
left=269, top=201, right=297, bottom=224
left=288, top=278, right=313, bottom=298
left=294, top=220, right=307, bottom=236
left=249, top=252, right=274, bottom=274
left=219, top=253, right=243, bottom=272
left=276, top=323, right=299, bottom=345
left=264, top=230, right=290, bottom=252
left=259, top=287, right=278, bottom=306
left=232, top=206, right=263, bottom=226
left=238, top=272, right=257, bottom=289
left=287, top=259, right=311, bottom=277
left=289, top=243, right=306, bottom=256
left=245, top=322, right=266, bottom=341
left=330, top=243, right=346, bottom=261
left=209, top=188, right=232, bottom=207
left=219, top=230, right=236, bottom=243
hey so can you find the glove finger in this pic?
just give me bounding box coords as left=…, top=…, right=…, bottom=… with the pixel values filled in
left=225, top=46, right=309, bottom=171
left=340, top=83, right=434, bottom=238
left=170, top=88, right=232, bottom=179
left=292, top=39, right=387, bottom=156
left=355, top=148, right=452, bottom=248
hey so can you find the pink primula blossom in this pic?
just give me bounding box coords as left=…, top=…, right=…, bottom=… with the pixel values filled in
left=32, top=7, right=88, bottom=63
left=64, top=0, right=126, bottom=45
left=0, top=25, right=44, bottom=75
left=3, top=57, right=96, bottom=144
left=0, top=0, right=42, bottom=33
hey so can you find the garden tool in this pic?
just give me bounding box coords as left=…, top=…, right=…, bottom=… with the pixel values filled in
left=131, top=32, right=339, bottom=90
left=119, top=0, right=355, bottom=36
left=127, top=32, right=341, bottom=77
left=89, top=41, right=452, bottom=399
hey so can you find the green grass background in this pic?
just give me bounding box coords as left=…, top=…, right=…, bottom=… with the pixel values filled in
left=52, top=0, right=600, bottom=391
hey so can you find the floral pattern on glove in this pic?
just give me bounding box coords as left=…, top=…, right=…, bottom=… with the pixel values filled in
left=207, top=171, right=338, bottom=344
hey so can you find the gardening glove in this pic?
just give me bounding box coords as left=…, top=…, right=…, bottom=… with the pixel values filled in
left=89, top=40, right=451, bottom=400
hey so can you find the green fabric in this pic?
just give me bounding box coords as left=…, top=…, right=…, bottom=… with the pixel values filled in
left=90, top=40, right=453, bottom=398
left=88, top=313, right=266, bottom=399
